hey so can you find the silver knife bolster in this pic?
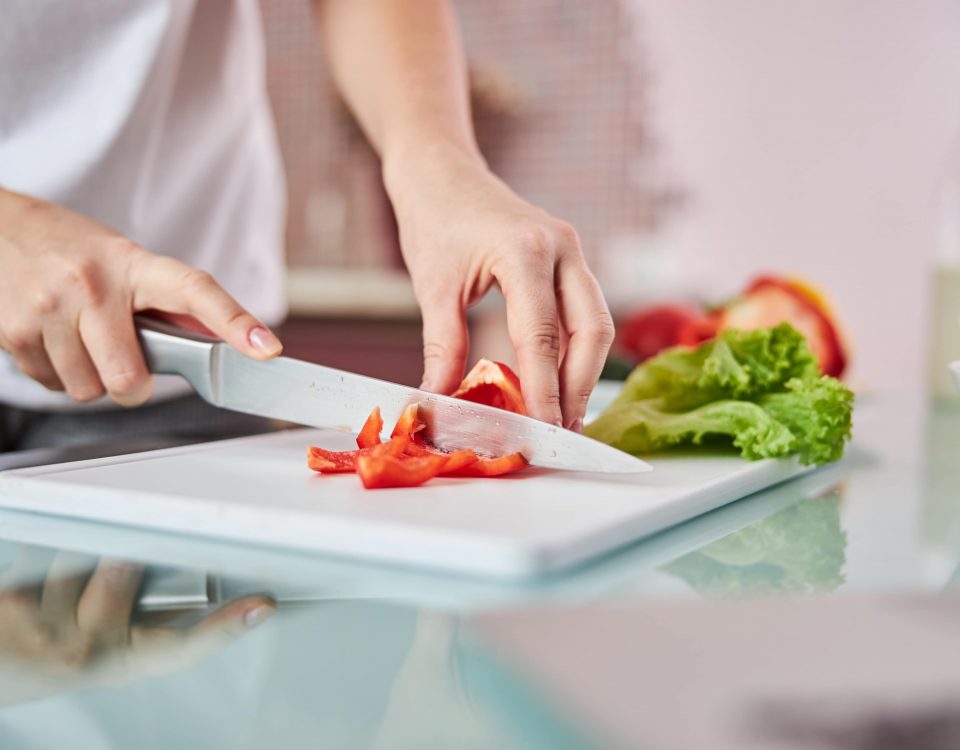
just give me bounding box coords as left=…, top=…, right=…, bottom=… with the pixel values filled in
left=135, top=317, right=219, bottom=403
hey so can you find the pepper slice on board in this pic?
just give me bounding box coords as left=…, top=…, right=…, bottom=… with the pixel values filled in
left=356, top=407, right=383, bottom=449
left=451, top=359, right=526, bottom=415
left=443, top=452, right=528, bottom=478
left=308, top=361, right=530, bottom=487
left=357, top=453, right=450, bottom=490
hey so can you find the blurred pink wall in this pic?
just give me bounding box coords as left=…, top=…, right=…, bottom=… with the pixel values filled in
left=627, top=0, right=960, bottom=389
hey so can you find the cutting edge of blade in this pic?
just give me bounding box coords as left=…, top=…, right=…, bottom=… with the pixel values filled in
left=422, top=395, right=652, bottom=474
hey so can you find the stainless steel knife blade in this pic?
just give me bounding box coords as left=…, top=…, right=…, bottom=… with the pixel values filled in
left=136, top=318, right=650, bottom=474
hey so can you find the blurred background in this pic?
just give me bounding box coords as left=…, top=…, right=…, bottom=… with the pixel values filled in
left=263, top=0, right=960, bottom=395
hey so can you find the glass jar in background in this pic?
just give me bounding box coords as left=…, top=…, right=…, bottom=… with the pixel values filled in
left=930, top=171, right=960, bottom=398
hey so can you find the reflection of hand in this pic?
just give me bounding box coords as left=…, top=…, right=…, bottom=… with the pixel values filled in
left=0, top=549, right=275, bottom=706
left=373, top=612, right=504, bottom=750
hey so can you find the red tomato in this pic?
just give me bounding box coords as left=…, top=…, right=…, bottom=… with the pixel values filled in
left=619, top=304, right=716, bottom=363
left=717, top=276, right=847, bottom=377
left=451, top=359, right=526, bottom=415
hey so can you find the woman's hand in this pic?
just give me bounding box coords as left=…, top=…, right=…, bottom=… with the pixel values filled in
left=0, top=189, right=283, bottom=406
left=386, top=146, right=615, bottom=430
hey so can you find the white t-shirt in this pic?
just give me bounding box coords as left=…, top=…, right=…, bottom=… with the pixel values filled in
left=0, top=0, right=287, bottom=411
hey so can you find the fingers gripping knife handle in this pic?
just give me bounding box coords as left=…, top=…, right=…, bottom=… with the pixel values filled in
left=135, top=315, right=221, bottom=404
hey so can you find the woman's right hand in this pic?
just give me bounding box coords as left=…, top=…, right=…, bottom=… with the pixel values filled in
left=0, top=188, right=283, bottom=406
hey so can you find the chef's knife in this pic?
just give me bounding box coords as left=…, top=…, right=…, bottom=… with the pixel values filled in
left=135, top=317, right=650, bottom=474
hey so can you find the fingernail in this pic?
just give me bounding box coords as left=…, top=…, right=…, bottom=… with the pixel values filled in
left=569, top=418, right=583, bottom=434
left=248, top=327, right=282, bottom=357
left=419, top=378, right=434, bottom=393
left=243, top=604, right=275, bottom=629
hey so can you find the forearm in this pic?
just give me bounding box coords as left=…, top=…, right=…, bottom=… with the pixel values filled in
left=313, top=0, right=483, bottom=179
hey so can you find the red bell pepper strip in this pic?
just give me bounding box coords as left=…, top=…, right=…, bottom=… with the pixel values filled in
left=308, top=431, right=409, bottom=475
left=357, top=453, right=449, bottom=489
left=391, top=403, right=426, bottom=439
left=437, top=449, right=480, bottom=474
left=356, top=407, right=383, bottom=449
left=444, top=452, right=528, bottom=477
left=308, top=362, right=532, bottom=486
left=451, top=359, right=526, bottom=415
left=401, top=440, right=479, bottom=472
left=307, top=446, right=364, bottom=474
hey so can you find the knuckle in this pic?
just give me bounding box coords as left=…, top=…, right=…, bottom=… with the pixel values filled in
left=511, top=224, right=551, bottom=254
left=31, top=290, right=60, bottom=316
left=0, top=590, right=35, bottom=615
left=573, top=387, right=594, bottom=406
left=589, top=311, right=617, bottom=344
left=55, top=638, right=97, bottom=670
left=24, top=627, right=56, bottom=657
left=63, top=257, right=106, bottom=305
left=523, top=324, right=561, bottom=358
left=103, top=369, right=145, bottom=397
left=541, top=385, right=562, bottom=407
left=423, top=339, right=463, bottom=362
left=519, top=230, right=553, bottom=262
left=182, top=268, right=215, bottom=292
left=554, top=221, right=581, bottom=248
left=105, top=236, right=140, bottom=259
left=223, top=307, right=251, bottom=329
left=3, top=325, right=35, bottom=354
left=27, top=369, right=64, bottom=392
left=68, top=382, right=106, bottom=403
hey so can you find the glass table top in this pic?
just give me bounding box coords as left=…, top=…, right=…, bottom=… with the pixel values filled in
left=0, top=391, right=955, bottom=749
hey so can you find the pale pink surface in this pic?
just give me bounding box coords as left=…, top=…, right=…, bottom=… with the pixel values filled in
left=629, top=0, right=960, bottom=389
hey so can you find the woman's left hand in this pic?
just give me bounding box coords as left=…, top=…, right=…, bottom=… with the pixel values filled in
left=385, top=146, right=615, bottom=432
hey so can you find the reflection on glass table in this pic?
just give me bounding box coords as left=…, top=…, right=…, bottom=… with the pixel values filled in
left=0, top=546, right=274, bottom=708
left=661, top=488, right=848, bottom=598
left=0, top=393, right=953, bottom=749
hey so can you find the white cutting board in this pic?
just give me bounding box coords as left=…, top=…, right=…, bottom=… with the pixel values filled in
left=0, top=428, right=813, bottom=579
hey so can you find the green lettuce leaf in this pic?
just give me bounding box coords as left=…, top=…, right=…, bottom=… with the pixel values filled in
left=584, top=399, right=799, bottom=460
left=584, top=324, right=853, bottom=465
left=611, top=323, right=819, bottom=412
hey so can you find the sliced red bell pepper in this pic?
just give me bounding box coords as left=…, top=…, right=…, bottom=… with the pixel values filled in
left=400, top=440, right=479, bottom=471
left=391, top=403, right=426, bottom=439
left=308, top=360, right=533, bottom=486
left=307, top=446, right=365, bottom=474
left=440, top=449, right=481, bottom=474
left=357, top=453, right=449, bottom=489
left=451, top=359, right=526, bottom=415
left=444, top=452, right=528, bottom=477
left=356, top=406, right=383, bottom=449
left=308, top=429, right=409, bottom=475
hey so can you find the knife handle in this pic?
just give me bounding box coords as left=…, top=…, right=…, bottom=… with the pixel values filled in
left=135, top=315, right=219, bottom=403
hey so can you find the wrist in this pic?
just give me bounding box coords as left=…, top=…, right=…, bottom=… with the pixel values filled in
left=382, top=136, right=488, bottom=202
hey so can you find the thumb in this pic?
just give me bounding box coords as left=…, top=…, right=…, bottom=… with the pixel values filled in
left=418, top=289, right=469, bottom=395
